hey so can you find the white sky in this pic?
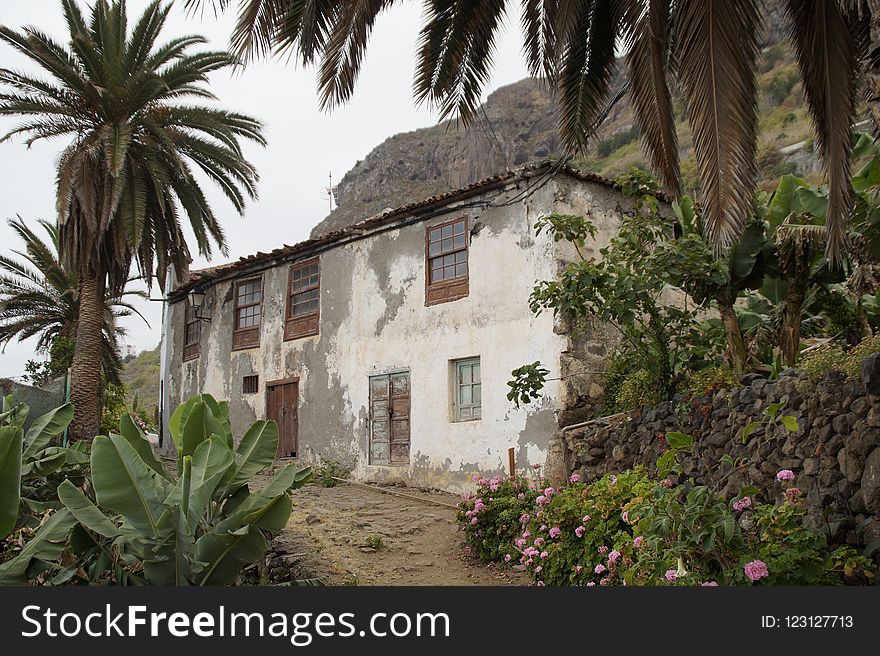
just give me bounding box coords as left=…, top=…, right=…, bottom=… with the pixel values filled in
left=0, top=0, right=530, bottom=378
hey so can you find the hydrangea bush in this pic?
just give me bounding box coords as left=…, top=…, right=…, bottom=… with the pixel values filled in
left=456, top=461, right=877, bottom=586
left=457, top=471, right=542, bottom=562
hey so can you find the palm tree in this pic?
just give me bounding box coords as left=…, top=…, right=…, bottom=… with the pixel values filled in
left=0, top=216, right=145, bottom=385
left=0, top=0, right=265, bottom=441
left=189, top=0, right=867, bottom=260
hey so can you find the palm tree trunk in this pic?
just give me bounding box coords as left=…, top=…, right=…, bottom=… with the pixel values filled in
left=718, top=299, right=749, bottom=373
left=855, top=294, right=874, bottom=340
left=780, top=287, right=805, bottom=368
left=69, top=267, right=104, bottom=442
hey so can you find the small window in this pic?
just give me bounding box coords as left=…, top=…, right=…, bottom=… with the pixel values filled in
left=285, top=258, right=320, bottom=340
left=453, top=357, right=481, bottom=421
left=183, top=304, right=200, bottom=361
left=242, top=375, right=259, bottom=394
left=232, top=277, right=262, bottom=350
left=426, top=217, right=469, bottom=305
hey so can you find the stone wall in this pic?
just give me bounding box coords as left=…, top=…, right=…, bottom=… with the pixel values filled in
left=559, top=355, right=880, bottom=552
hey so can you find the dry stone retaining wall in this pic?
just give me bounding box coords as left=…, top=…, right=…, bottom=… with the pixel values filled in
left=560, top=354, right=880, bottom=552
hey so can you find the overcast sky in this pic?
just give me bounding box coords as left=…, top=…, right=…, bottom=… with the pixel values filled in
left=0, top=0, right=530, bottom=378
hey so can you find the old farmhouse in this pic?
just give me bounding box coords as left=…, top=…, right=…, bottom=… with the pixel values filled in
left=158, top=161, right=656, bottom=492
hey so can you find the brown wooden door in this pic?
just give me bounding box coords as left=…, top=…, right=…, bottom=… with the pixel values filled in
left=369, top=371, right=410, bottom=465
left=268, top=381, right=298, bottom=458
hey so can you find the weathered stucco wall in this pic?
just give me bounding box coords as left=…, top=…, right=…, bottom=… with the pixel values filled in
left=163, top=174, right=632, bottom=492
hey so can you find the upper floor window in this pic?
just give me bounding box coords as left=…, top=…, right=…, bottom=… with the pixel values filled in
left=426, top=217, right=469, bottom=306
left=232, top=277, right=262, bottom=350
left=453, top=357, right=481, bottom=421
left=183, top=304, right=200, bottom=361
left=285, top=258, right=320, bottom=340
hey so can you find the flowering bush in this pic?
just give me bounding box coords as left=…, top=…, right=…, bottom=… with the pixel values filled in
left=516, top=468, right=654, bottom=586
left=457, top=474, right=541, bottom=561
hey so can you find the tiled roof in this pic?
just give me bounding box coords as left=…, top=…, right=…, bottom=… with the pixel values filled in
left=169, top=160, right=663, bottom=300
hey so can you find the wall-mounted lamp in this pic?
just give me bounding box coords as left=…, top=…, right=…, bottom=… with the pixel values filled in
left=189, top=289, right=211, bottom=322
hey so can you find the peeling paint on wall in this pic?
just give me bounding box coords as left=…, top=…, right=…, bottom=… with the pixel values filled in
left=162, top=173, right=649, bottom=493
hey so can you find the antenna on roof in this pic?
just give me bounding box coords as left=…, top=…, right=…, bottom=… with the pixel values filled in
left=322, top=172, right=338, bottom=213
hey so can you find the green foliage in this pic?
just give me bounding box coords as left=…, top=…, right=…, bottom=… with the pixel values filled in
left=365, top=536, right=385, bottom=550
left=596, top=126, right=639, bottom=158
left=613, top=369, right=659, bottom=413
left=683, top=365, right=739, bottom=397
left=317, top=461, right=350, bottom=487
left=506, top=362, right=549, bottom=408
left=797, top=334, right=880, bottom=390
left=0, top=394, right=312, bottom=585
left=0, top=396, right=81, bottom=541
left=457, top=473, right=541, bottom=562
left=764, top=71, right=799, bottom=106
left=23, top=336, right=74, bottom=388
left=99, top=382, right=128, bottom=436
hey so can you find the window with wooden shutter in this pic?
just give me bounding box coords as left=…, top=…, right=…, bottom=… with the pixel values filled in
left=453, top=357, right=481, bottom=421
left=285, top=258, right=320, bottom=340
left=232, top=277, right=262, bottom=350
left=183, top=303, right=200, bottom=361
left=425, top=217, right=469, bottom=306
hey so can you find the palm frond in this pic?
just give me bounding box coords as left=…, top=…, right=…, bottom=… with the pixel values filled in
left=674, top=0, right=760, bottom=249
left=785, top=0, right=862, bottom=262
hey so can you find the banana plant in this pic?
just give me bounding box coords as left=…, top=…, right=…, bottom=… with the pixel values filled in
left=34, top=394, right=311, bottom=585
left=0, top=395, right=78, bottom=539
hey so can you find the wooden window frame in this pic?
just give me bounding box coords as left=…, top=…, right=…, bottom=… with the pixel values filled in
left=284, top=257, right=320, bottom=340
left=182, top=303, right=201, bottom=361
left=453, top=357, right=481, bottom=422
left=232, top=276, right=263, bottom=351
left=425, top=216, right=469, bottom=306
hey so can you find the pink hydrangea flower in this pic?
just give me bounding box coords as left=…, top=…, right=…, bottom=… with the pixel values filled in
left=665, top=569, right=677, bottom=583
left=517, top=493, right=525, bottom=500
left=549, top=527, right=561, bottom=538
left=535, top=566, right=542, bottom=574
left=544, top=487, right=555, bottom=497
left=569, top=473, right=581, bottom=484
left=701, top=581, right=719, bottom=586
left=582, top=514, right=591, bottom=523
left=540, top=524, right=547, bottom=532
left=732, top=496, right=752, bottom=512
left=594, top=564, right=606, bottom=574
left=504, top=554, right=512, bottom=562
left=536, top=581, right=545, bottom=586
left=515, top=538, right=526, bottom=548
left=598, top=546, right=609, bottom=554
left=470, top=517, right=478, bottom=525
left=534, top=537, right=545, bottom=547
left=633, top=536, right=644, bottom=548
left=575, top=565, right=583, bottom=574
left=776, top=469, right=795, bottom=482
left=622, top=511, right=629, bottom=523
left=744, top=560, right=769, bottom=582
left=540, top=551, right=549, bottom=559
left=586, top=582, right=596, bottom=587
left=575, top=526, right=586, bottom=538
left=520, top=513, right=530, bottom=523
left=784, top=487, right=802, bottom=502
left=610, top=475, right=618, bottom=484
left=608, top=550, right=621, bottom=565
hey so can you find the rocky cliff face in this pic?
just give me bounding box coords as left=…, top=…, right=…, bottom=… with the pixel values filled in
left=311, top=78, right=560, bottom=237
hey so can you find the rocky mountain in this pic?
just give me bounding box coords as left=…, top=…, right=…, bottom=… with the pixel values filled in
left=311, top=6, right=820, bottom=238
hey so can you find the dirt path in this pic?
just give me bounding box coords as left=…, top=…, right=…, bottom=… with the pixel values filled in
left=272, top=481, right=525, bottom=586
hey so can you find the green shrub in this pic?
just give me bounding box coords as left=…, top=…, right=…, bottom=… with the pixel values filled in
left=798, top=334, right=880, bottom=391
left=683, top=365, right=739, bottom=397
left=457, top=473, right=541, bottom=562
left=615, top=369, right=660, bottom=412
left=317, top=460, right=350, bottom=487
